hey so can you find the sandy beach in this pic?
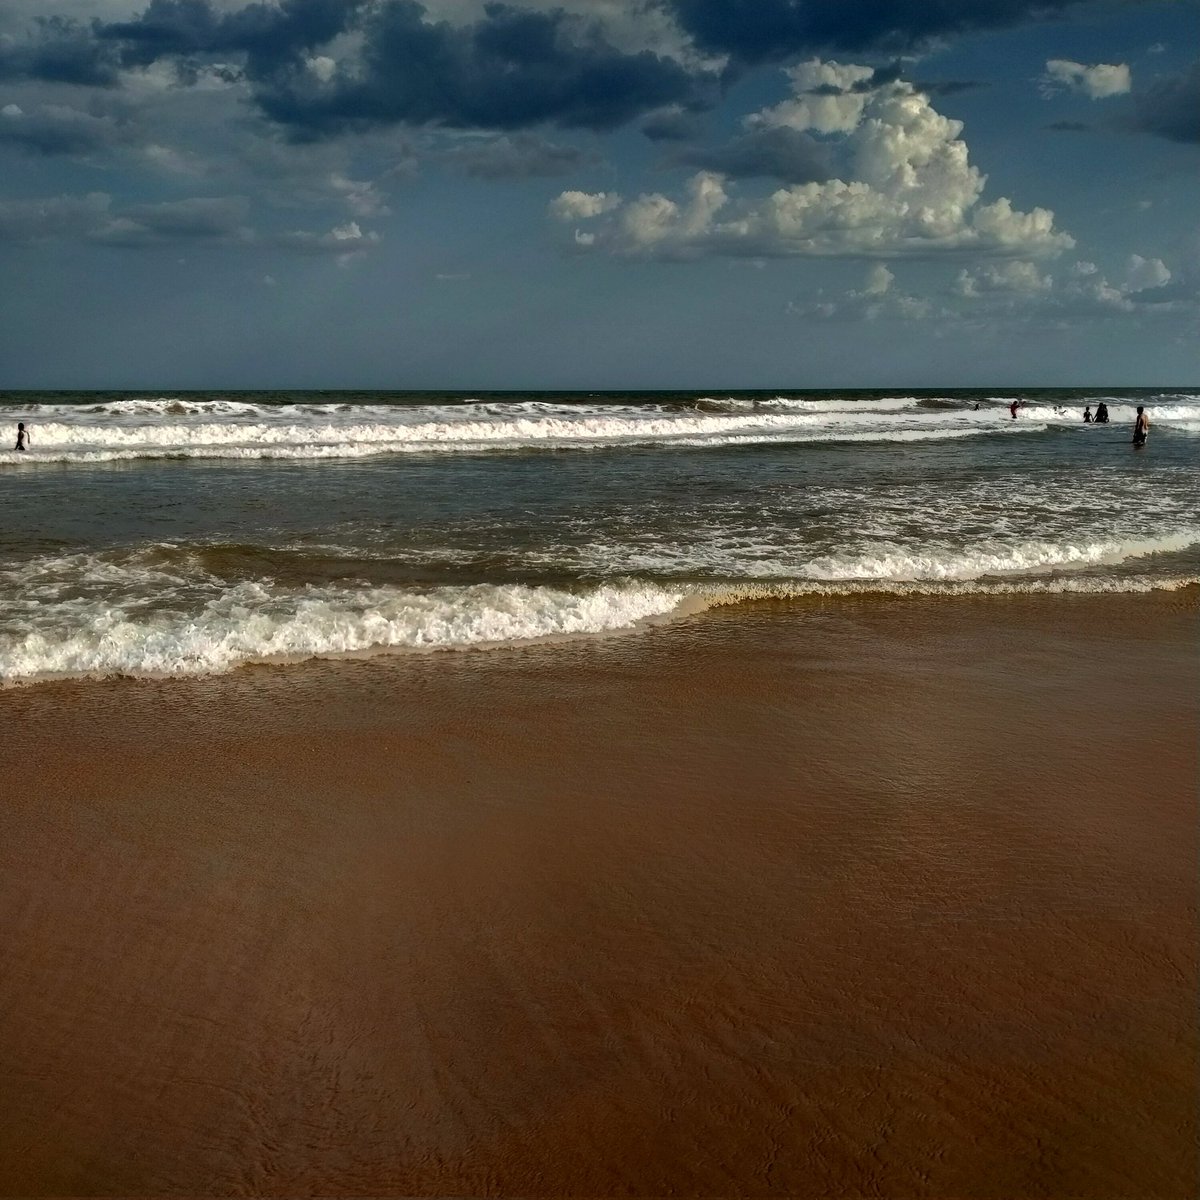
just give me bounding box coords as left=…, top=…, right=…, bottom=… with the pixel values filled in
left=1, top=591, right=1196, bottom=1197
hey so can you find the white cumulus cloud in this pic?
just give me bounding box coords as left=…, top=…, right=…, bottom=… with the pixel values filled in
left=549, top=190, right=621, bottom=220
left=554, top=65, right=1073, bottom=261
left=955, top=253, right=1182, bottom=318
left=863, top=263, right=893, bottom=295
left=956, top=260, right=1052, bottom=296
left=1043, top=60, right=1132, bottom=99
left=1123, top=253, right=1170, bottom=292
left=750, top=59, right=876, bottom=135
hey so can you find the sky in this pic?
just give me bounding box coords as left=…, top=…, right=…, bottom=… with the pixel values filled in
left=0, top=0, right=1197, bottom=389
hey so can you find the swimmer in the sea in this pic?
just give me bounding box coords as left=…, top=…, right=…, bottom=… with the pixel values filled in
left=14, top=422, right=28, bottom=451
left=1083, top=406, right=1092, bottom=423
left=1132, top=405, right=1150, bottom=448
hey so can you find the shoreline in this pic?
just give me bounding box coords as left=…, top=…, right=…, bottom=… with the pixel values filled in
left=2, top=578, right=1197, bottom=689
left=2, top=591, right=1196, bottom=1196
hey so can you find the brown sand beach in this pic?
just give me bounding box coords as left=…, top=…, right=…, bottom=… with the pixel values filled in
left=0, top=591, right=1196, bottom=1197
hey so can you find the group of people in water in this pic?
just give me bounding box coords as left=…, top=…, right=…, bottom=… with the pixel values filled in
left=1002, top=399, right=1150, bottom=446
left=11, top=404, right=1154, bottom=451
left=1084, top=401, right=1150, bottom=446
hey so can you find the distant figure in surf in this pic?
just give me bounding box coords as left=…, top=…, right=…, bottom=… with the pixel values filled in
left=1094, top=402, right=1109, bottom=424
left=1132, top=405, right=1150, bottom=448
left=1083, top=406, right=1093, bottom=423
left=1009, top=401, right=1019, bottom=419
left=14, top=422, right=28, bottom=451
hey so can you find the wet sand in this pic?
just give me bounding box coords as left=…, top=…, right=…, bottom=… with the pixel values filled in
left=1, top=592, right=1196, bottom=1197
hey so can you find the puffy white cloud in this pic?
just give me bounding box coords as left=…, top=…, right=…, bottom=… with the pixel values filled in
left=1042, top=255, right=1172, bottom=315
left=750, top=59, right=876, bottom=134
left=1123, top=253, right=1170, bottom=292
left=794, top=244, right=1194, bottom=326
left=557, top=66, right=1073, bottom=260
left=955, top=253, right=1182, bottom=317
left=863, top=263, right=893, bottom=295
left=1043, top=60, right=1131, bottom=99
left=956, top=260, right=1052, bottom=296
left=306, top=55, right=337, bottom=83
left=550, top=190, right=622, bottom=220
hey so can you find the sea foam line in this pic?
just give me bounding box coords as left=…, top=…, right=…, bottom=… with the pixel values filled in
left=0, top=581, right=690, bottom=683
left=2, top=568, right=1196, bottom=684
left=0, top=418, right=1047, bottom=465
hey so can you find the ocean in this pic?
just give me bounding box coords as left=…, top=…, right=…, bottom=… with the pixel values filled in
left=1, top=387, right=1197, bottom=683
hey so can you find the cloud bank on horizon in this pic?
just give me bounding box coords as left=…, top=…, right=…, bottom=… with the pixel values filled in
left=0, top=0, right=1197, bottom=386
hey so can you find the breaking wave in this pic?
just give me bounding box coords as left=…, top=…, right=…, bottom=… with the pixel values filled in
left=6, top=389, right=1197, bottom=466
left=0, top=577, right=690, bottom=682
left=0, top=400, right=1058, bottom=464
left=2, top=528, right=1195, bottom=683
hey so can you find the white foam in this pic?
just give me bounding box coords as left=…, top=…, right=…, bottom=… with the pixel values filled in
left=797, top=532, right=1200, bottom=581
left=3, top=521, right=1196, bottom=683
left=0, top=578, right=687, bottom=682
left=0, top=402, right=1059, bottom=464
left=561, top=519, right=1200, bottom=581
left=3, top=391, right=1199, bottom=466
left=703, top=574, right=1200, bottom=602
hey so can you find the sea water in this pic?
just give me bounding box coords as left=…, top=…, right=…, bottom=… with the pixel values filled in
left=1, top=388, right=1196, bottom=681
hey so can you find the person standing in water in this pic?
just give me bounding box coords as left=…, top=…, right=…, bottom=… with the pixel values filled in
left=1083, top=406, right=1093, bottom=423
left=14, top=422, right=29, bottom=451
left=1132, top=405, right=1150, bottom=448
left=1094, top=401, right=1109, bottom=424
left=1009, top=400, right=1019, bottom=419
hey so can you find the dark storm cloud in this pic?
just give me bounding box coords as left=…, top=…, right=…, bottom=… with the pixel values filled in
left=0, top=1, right=713, bottom=137
left=640, top=105, right=703, bottom=141
left=0, top=17, right=121, bottom=86
left=0, top=0, right=1123, bottom=144
left=88, top=196, right=251, bottom=245
left=0, top=104, right=130, bottom=156
left=253, top=2, right=710, bottom=135
left=99, top=0, right=363, bottom=74
left=442, top=133, right=593, bottom=180
left=663, top=0, right=1124, bottom=64
left=1132, top=59, right=1200, bottom=144
left=672, top=125, right=831, bottom=183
